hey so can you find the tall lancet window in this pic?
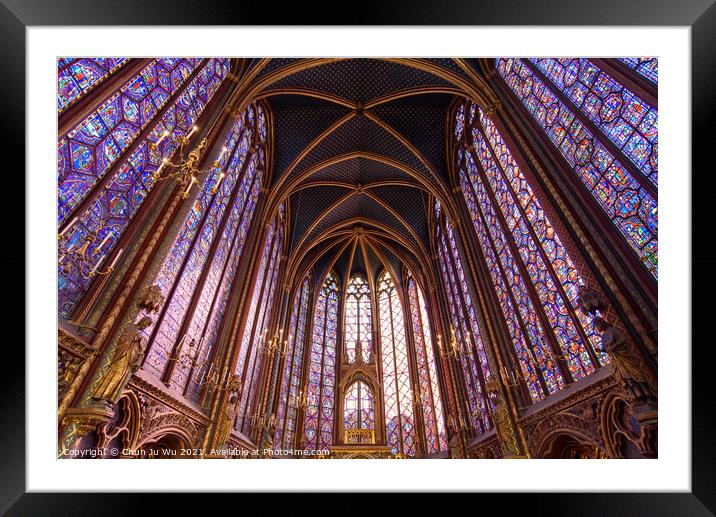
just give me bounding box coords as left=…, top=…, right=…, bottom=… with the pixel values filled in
left=304, top=272, right=339, bottom=450
left=406, top=274, right=447, bottom=453
left=454, top=99, right=609, bottom=402
left=345, top=275, right=373, bottom=363
left=235, top=203, right=284, bottom=437
left=434, top=202, right=492, bottom=434
left=344, top=381, right=375, bottom=431
left=140, top=103, right=265, bottom=405
left=275, top=274, right=312, bottom=450
left=496, top=58, right=658, bottom=278
left=58, top=58, right=231, bottom=318
left=378, top=270, right=415, bottom=456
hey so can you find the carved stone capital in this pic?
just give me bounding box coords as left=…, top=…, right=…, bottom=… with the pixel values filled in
left=61, top=405, right=114, bottom=452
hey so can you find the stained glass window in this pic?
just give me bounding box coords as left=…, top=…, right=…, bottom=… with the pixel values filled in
left=618, top=57, right=658, bottom=85
left=58, top=58, right=202, bottom=224
left=235, top=205, right=284, bottom=437
left=141, top=104, right=261, bottom=394
left=529, top=58, right=658, bottom=187
left=57, top=58, right=128, bottom=112
left=344, top=381, right=375, bottom=431
left=275, top=275, right=311, bottom=450
left=406, top=275, right=447, bottom=453
left=58, top=58, right=231, bottom=318
left=496, top=58, right=658, bottom=278
left=304, top=272, right=339, bottom=450
left=345, top=275, right=373, bottom=363
left=378, top=270, right=416, bottom=456
left=454, top=99, right=610, bottom=402
left=433, top=203, right=491, bottom=432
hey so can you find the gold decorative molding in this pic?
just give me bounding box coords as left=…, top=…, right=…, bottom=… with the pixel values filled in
left=128, top=373, right=210, bottom=427
left=59, top=405, right=114, bottom=455
left=344, top=429, right=375, bottom=444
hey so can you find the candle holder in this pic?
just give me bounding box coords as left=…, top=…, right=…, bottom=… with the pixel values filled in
left=289, top=387, right=308, bottom=411
left=260, top=329, right=290, bottom=358
left=199, top=367, right=241, bottom=399
left=451, top=411, right=479, bottom=433
left=439, top=325, right=469, bottom=359
left=238, top=412, right=270, bottom=430
left=499, top=365, right=521, bottom=389
left=58, top=219, right=123, bottom=280
left=151, top=125, right=227, bottom=199
left=175, top=335, right=204, bottom=371
left=525, top=337, right=572, bottom=370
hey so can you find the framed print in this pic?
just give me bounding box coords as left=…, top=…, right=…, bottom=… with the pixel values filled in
left=7, top=0, right=715, bottom=513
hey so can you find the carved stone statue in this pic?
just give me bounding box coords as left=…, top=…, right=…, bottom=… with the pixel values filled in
left=214, top=375, right=242, bottom=449
left=594, top=316, right=653, bottom=403
left=91, top=316, right=152, bottom=404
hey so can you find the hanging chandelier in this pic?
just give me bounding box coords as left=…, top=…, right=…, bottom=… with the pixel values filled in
left=151, top=124, right=229, bottom=199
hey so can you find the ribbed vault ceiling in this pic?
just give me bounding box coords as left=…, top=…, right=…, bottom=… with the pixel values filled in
left=234, top=58, right=492, bottom=289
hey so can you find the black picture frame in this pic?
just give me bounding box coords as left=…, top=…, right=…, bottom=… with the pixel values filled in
left=7, top=0, right=714, bottom=513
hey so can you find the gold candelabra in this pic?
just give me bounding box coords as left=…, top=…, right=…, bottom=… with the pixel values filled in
left=174, top=334, right=204, bottom=371
left=57, top=124, right=223, bottom=277
left=499, top=365, right=522, bottom=389
left=260, top=329, right=290, bottom=358
left=150, top=125, right=228, bottom=199
left=439, top=326, right=469, bottom=359
left=526, top=337, right=574, bottom=368
left=461, top=409, right=481, bottom=432
left=238, top=412, right=274, bottom=431
left=175, top=339, right=239, bottom=399
left=58, top=219, right=123, bottom=280
left=449, top=411, right=479, bottom=433
left=199, top=367, right=241, bottom=399
left=289, top=387, right=308, bottom=411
